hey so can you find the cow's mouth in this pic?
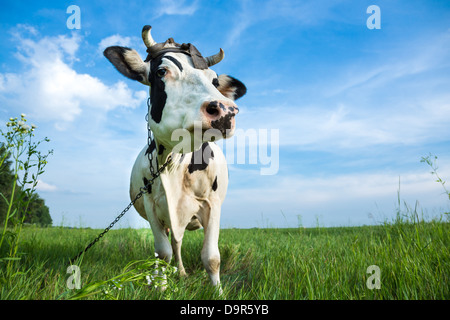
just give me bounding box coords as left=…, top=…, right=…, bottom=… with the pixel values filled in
left=187, top=125, right=209, bottom=136
left=210, top=112, right=235, bottom=137
left=187, top=113, right=235, bottom=141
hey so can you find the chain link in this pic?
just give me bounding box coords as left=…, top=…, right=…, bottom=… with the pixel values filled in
left=70, top=103, right=172, bottom=263
left=70, top=192, right=143, bottom=262
left=70, top=155, right=172, bottom=263
left=147, top=97, right=158, bottom=178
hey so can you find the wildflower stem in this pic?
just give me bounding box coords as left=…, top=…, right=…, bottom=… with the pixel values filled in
left=0, top=151, right=19, bottom=251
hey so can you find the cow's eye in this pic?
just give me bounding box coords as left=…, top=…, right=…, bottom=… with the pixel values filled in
left=156, top=68, right=167, bottom=78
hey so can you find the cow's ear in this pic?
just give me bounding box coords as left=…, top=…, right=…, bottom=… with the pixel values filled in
left=217, top=74, right=247, bottom=101
left=104, top=46, right=150, bottom=85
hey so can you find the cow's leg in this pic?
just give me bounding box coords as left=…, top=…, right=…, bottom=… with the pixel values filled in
left=144, top=198, right=171, bottom=290
left=142, top=196, right=172, bottom=261
left=153, top=227, right=172, bottom=262
left=145, top=221, right=171, bottom=290
left=201, top=200, right=222, bottom=291
left=171, top=226, right=187, bottom=277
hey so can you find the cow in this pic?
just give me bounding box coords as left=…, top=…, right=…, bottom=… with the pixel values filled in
left=103, top=25, right=246, bottom=291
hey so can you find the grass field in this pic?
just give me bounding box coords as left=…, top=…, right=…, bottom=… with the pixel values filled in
left=0, top=212, right=448, bottom=300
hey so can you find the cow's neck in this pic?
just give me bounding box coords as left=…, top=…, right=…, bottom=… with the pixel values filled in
left=153, top=138, right=172, bottom=167
left=152, top=138, right=183, bottom=202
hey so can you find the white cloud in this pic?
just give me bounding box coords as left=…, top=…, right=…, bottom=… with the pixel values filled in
left=0, top=27, right=147, bottom=128
left=99, top=34, right=132, bottom=48
left=157, top=0, right=199, bottom=16
left=325, top=29, right=450, bottom=97
left=0, top=26, right=152, bottom=229
left=225, top=0, right=341, bottom=46
left=243, top=97, right=450, bottom=151
left=225, top=11, right=252, bottom=47
left=237, top=29, right=450, bottom=152
left=35, top=180, right=58, bottom=192
left=98, top=34, right=141, bottom=55
left=223, top=164, right=450, bottom=228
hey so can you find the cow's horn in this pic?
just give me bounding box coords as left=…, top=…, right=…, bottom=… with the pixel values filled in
left=142, top=25, right=157, bottom=48
left=205, top=48, right=224, bottom=67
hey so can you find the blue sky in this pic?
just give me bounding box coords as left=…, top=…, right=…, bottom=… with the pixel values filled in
left=1, top=0, right=449, bottom=229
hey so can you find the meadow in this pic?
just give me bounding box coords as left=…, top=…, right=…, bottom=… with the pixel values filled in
left=0, top=213, right=448, bottom=300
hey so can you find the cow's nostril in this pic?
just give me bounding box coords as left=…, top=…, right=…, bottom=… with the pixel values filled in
left=206, top=104, right=219, bottom=117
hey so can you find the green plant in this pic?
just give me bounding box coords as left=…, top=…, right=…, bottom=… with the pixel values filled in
left=421, top=153, right=450, bottom=217
left=64, top=256, right=179, bottom=300
left=0, top=114, right=52, bottom=274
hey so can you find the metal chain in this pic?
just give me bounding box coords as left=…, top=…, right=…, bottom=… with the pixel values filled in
left=70, top=192, right=144, bottom=262
left=70, top=155, right=172, bottom=263
left=70, top=102, right=172, bottom=263
left=147, top=97, right=158, bottom=178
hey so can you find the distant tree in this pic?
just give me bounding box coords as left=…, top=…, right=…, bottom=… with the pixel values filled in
left=0, top=145, right=52, bottom=226
left=0, top=145, right=15, bottom=223
left=22, top=195, right=52, bottom=226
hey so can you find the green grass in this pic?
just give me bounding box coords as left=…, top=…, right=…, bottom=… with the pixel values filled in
left=1, top=215, right=448, bottom=300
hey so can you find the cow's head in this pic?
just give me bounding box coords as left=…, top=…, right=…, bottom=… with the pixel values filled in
left=104, top=25, right=246, bottom=152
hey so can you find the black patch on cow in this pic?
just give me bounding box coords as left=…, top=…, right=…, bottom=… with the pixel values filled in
left=218, top=102, right=226, bottom=112
left=143, top=177, right=152, bottom=194
left=163, top=56, right=183, bottom=72
left=149, top=55, right=167, bottom=123
left=188, top=142, right=214, bottom=174
left=158, top=144, right=166, bottom=155
left=212, top=78, right=219, bottom=88
left=211, top=112, right=234, bottom=136
left=145, top=139, right=156, bottom=155
left=228, top=76, right=247, bottom=100
left=212, top=176, right=218, bottom=191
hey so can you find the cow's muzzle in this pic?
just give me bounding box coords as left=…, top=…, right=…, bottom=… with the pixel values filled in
left=201, top=100, right=239, bottom=138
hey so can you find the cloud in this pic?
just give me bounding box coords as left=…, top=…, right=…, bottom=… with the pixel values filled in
left=98, top=34, right=141, bottom=55
left=35, top=180, right=58, bottom=192
left=235, top=28, right=450, bottom=152
left=223, top=163, right=450, bottom=228
left=157, top=0, right=199, bottom=16
left=325, top=29, right=450, bottom=97
left=0, top=27, right=147, bottom=129
left=225, top=0, right=342, bottom=46
left=239, top=97, right=450, bottom=153
left=0, top=26, right=152, bottom=229
left=225, top=9, right=252, bottom=47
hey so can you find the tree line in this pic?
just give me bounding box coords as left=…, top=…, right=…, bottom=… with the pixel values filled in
left=0, top=145, right=52, bottom=226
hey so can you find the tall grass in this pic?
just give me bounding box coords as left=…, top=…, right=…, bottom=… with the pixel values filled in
left=0, top=212, right=448, bottom=300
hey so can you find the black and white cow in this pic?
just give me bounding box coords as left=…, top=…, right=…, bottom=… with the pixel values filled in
left=104, top=26, right=246, bottom=290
